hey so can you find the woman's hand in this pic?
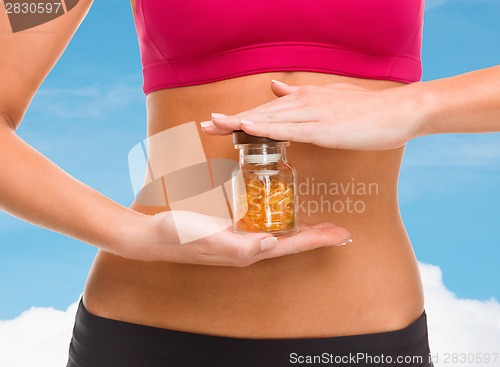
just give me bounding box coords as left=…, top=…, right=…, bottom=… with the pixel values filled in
left=114, top=210, right=352, bottom=267
left=202, top=80, right=427, bottom=150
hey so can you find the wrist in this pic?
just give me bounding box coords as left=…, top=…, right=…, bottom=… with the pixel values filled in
left=101, top=205, right=153, bottom=257
left=106, top=205, right=183, bottom=261
left=404, top=81, right=440, bottom=138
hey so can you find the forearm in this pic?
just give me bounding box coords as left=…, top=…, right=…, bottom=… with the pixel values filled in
left=0, top=121, right=147, bottom=252
left=413, top=65, right=500, bottom=136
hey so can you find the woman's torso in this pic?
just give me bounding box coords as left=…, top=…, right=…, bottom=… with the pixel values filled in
left=82, top=0, right=424, bottom=338
left=83, top=70, right=424, bottom=339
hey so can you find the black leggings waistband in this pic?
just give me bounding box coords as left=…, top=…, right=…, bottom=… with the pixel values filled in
left=67, top=299, right=433, bottom=367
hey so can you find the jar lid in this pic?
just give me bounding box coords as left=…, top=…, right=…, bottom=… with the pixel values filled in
left=232, top=130, right=286, bottom=145
left=245, top=153, right=282, bottom=164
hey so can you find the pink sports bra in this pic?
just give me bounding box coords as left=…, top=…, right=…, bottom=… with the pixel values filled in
left=133, top=0, right=424, bottom=95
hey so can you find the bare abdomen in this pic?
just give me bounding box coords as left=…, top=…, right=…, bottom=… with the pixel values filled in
left=83, top=71, right=425, bottom=338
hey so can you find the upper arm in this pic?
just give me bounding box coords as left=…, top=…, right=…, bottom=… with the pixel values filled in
left=0, top=0, right=94, bottom=130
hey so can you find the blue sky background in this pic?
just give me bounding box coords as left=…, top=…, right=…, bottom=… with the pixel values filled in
left=0, top=0, right=499, bottom=320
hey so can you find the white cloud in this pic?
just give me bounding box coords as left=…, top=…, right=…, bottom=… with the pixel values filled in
left=421, top=263, right=500, bottom=366
left=0, top=301, right=78, bottom=367
left=0, top=263, right=499, bottom=367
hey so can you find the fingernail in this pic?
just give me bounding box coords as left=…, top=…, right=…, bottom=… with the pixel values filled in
left=272, top=79, right=288, bottom=86
left=241, top=119, right=255, bottom=126
left=200, top=121, right=214, bottom=129
left=260, top=237, right=278, bottom=251
left=337, top=239, right=353, bottom=246
left=211, top=112, right=228, bottom=120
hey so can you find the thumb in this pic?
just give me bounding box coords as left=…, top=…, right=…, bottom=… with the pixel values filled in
left=271, top=79, right=300, bottom=97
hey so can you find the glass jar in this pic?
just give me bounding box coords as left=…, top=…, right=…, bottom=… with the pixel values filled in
left=231, top=130, right=298, bottom=236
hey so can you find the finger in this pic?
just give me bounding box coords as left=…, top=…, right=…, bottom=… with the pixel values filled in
left=200, top=120, right=234, bottom=135
left=238, top=107, right=320, bottom=126
left=241, top=120, right=319, bottom=143
left=210, top=113, right=246, bottom=131
left=206, top=105, right=318, bottom=136
left=217, top=223, right=340, bottom=259
left=283, top=226, right=352, bottom=250
left=196, top=227, right=277, bottom=259
left=271, top=79, right=301, bottom=97
left=207, top=94, right=303, bottom=130
left=255, top=226, right=353, bottom=260
left=201, top=82, right=314, bottom=136
left=252, top=93, right=301, bottom=112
